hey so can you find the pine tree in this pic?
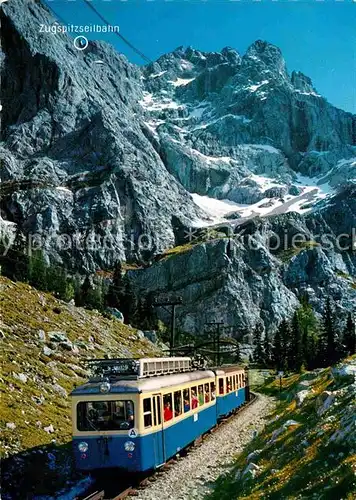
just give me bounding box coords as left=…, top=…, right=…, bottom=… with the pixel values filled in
left=343, top=312, right=356, bottom=356
left=120, top=276, right=137, bottom=324
left=234, top=342, right=242, bottom=363
left=63, top=279, right=75, bottom=302
left=273, top=320, right=289, bottom=372
left=290, top=312, right=304, bottom=372
left=74, top=273, right=83, bottom=306
left=264, top=330, right=272, bottom=367
left=105, top=261, right=125, bottom=310
left=80, top=275, right=103, bottom=310
left=252, top=325, right=265, bottom=366
left=46, top=266, right=68, bottom=299
left=319, top=297, right=337, bottom=367
left=135, top=296, right=154, bottom=330
left=29, top=251, right=48, bottom=291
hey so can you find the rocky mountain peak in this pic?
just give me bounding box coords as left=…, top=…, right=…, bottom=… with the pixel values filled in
left=244, top=39, right=286, bottom=74
left=221, top=46, right=242, bottom=65
left=291, top=70, right=318, bottom=94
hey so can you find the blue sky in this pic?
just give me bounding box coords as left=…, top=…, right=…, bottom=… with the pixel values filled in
left=46, top=1, right=356, bottom=113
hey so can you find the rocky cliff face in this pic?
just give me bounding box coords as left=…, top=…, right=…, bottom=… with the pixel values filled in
left=1, top=0, right=355, bottom=336
left=0, top=0, right=206, bottom=270
left=130, top=185, right=356, bottom=337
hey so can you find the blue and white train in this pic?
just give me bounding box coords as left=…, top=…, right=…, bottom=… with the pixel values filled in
left=70, top=357, right=248, bottom=472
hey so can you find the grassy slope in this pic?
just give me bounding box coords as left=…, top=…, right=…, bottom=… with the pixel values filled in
left=0, top=276, right=160, bottom=458
left=209, top=357, right=356, bottom=500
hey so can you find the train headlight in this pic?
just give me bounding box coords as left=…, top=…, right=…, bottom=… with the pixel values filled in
left=78, top=441, right=89, bottom=453
left=124, top=441, right=135, bottom=452
left=99, top=381, right=111, bottom=393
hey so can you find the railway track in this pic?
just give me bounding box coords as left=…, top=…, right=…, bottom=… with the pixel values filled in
left=79, top=393, right=257, bottom=500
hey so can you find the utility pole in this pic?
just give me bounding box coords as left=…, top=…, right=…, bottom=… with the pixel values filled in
left=206, top=321, right=224, bottom=366
left=153, top=297, right=183, bottom=356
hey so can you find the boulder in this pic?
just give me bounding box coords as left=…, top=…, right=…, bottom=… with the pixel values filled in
left=43, top=424, right=55, bottom=434
left=48, top=331, right=68, bottom=343
left=316, top=391, right=336, bottom=416
left=246, top=449, right=262, bottom=463
left=296, top=390, right=310, bottom=407
left=243, top=462, right=262, bottom=479
left=52, top=384, right=67, bottom=398
left=12, top=372, right=28, bottom=384
left=105, top=308, right=124, bottom=323
left=37, top=329, right=46, bottom=341
left=143, top=330, right=158, bottom=343
left=136, top=330, right=145, bottom=340
left=59, top=340, right=79, bottom=354
left=42, top=346, right=53, bottom=357
left=332, top=363, right=356, bottom=382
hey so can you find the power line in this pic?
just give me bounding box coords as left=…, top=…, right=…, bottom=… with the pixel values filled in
left=44, top=1, right=69, bottom=28
left=82, top=0, right=152, bottom=63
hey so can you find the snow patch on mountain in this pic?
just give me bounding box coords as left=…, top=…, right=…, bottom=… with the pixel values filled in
left=139, top=91, right=183, bottom=111
left=249, top=174, right=284, bottom=190
left=247, top=80, right=269, bottom=92
left=169, top=77, right=196, bottom=87
left=150, top=70, right=167, bottom=79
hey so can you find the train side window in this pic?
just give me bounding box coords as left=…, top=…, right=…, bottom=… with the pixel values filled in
left=174, top=390, right=182, bottom=417
left=226, top=377, right=232, bottom=393
left=183, top=388, right=190, bottom=412
left=219, top=378, right=224, bottom=395
left=210, top=382, right=216, bottom=400
left=198, top=385, right=204, bottom=406
left=163, top=393, right=173, bottom=421
left=191, top=386, right=198, bottom=408
left=143, top=398, right=152, bottom=428
left=233, top=375, right=236, bottom=391
left=204, top=383, right=210, bottom=403
left=242, top=374, right=245, bottom=387
left=156, top=396, right=162, bottom=425
left=153, top=398, right=157, bottom=426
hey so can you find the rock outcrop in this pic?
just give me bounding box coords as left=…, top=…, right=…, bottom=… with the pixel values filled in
left=130, top=186, right=356, bottom=336
left=0, top=0, right=205, bottom=270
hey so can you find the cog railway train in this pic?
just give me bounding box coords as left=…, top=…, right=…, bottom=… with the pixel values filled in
left=70, top=357, right=249, bottom=472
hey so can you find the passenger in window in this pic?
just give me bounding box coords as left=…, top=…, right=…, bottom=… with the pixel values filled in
left=219, top=379, right=224, bottom=395
left=164, top=401, right=173, bottom=421
left=127, top=402, right=134, bottom=428
left=184, top=398, right=190, bottom=412
left=191, top=390, right=198, bottom=409
left=198, top=386, right=204, bottom=406
left=227, top=380, right=232, bottom=393
left=174, top=392, right=182, bottom=416
left=211, top=384, right=216, bottom=400
left=183, top=389, right=190, bottom=412
left=204, top=384, right=210, bottom=403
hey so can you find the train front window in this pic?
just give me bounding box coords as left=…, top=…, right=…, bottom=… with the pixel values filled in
left=77, top=400, right=134, bottom=431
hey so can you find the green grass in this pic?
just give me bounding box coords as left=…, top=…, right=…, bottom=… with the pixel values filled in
left=278, top=240, right=320, bottom=263
left=207, top=359, right=356, bottom=500
left=0, top=276, right=160, bottom=457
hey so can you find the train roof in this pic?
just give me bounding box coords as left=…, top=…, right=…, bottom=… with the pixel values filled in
left=71, top=370, right=216, bottom=396
left=214, top=365, right=246, bottom=376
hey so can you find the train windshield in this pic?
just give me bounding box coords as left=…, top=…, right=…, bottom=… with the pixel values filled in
left=77, top=400, right=134, bottom=432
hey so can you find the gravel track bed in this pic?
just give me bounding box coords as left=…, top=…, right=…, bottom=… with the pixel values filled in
left=134, top=394, right=275, bottom=500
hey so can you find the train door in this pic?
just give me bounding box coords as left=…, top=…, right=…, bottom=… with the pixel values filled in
left=152, top=393, right=165, bottom=467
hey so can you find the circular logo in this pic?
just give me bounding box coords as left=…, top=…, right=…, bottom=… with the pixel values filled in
left=128, top=428, right=138, bottom=439
left=74, top=36, right=89, bottom=51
